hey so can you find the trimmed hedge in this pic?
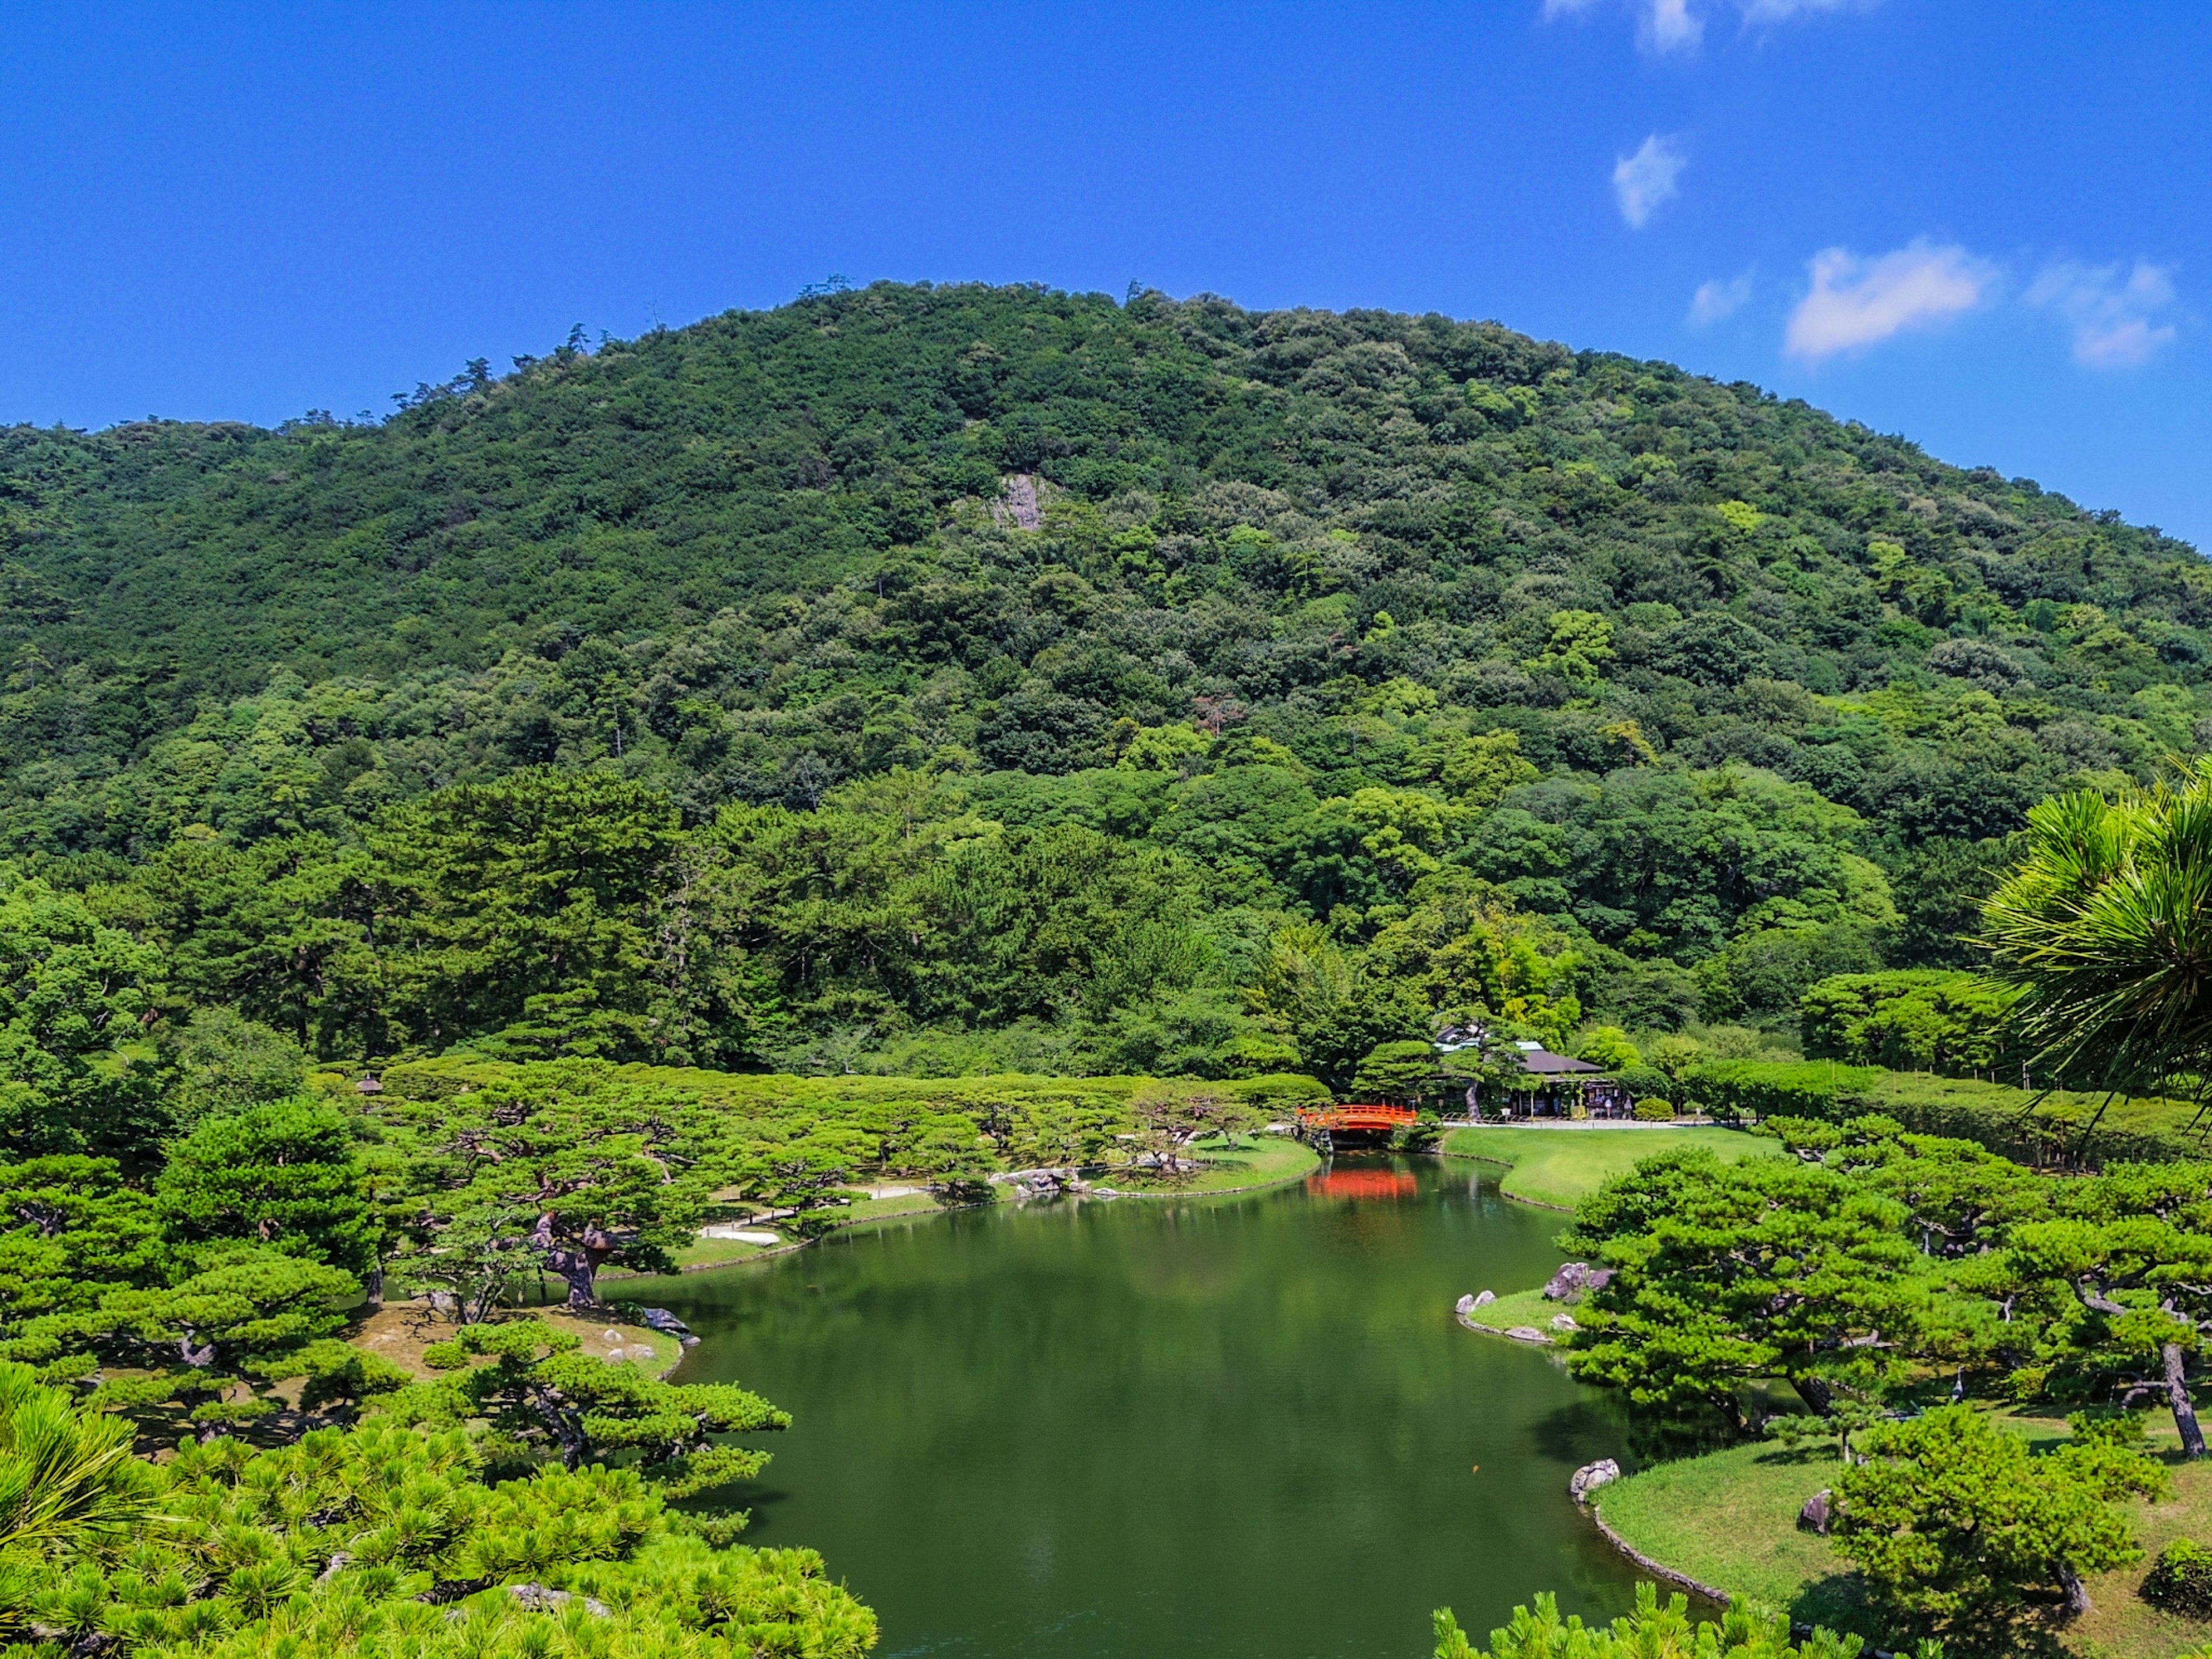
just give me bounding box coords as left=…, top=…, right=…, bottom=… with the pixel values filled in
left=2144, top=1538, right=2212, bottom=1618
left=1682, top=1059, right=2211, bottom=1169
left=354, top=1056, right=1334, bottom=1176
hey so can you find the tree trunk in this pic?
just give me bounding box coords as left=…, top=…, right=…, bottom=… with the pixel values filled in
left=2165, top=1342, right=2207, bottom=1459
left=1790, top=1373, right=1835, bottom=1416
left=2060, top=1563, right=2091, bottom=1618
left=547, top=1248, right=599, bottom=1309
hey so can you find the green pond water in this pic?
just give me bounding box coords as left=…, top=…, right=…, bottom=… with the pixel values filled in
left=630, top=1154, right=1646, bottom=1658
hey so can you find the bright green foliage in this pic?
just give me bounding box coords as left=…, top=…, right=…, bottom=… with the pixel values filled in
left=1798, top=971, right=2020, bottom=1076
left=1433, top=1581, right=1907, bottom=1659
left=1998, top=1162, right=2212, bottom=1453
left=0, top=1157, right=166, bottom=1324
left=0, top=1361, right=157, bottom=1562
left=2142, top=1536, right=2212, bottom=1617
left=1124, top=1086, right=1263, bottom=1180
left=12, top=1245, right=358, bottom=1433
left=156, top=1098, right=377, bottom=1272
left=1574, top=1027, right=1642, bottom=1070
left=1350, top=1040, right=1437, bottom=1105
left=379, top=1073, right=709, bottom=1308
left=0, top=1380, right=874, bottom=1659
left=411, top=1322, right=789, bottom=1502
left=1832, top=1406, right=2164, bottom=1631
left=1563, top=1150, right=1930, bottom=1429
left=0, top=869, right=168, bottom=1169
left=1756, top=1115, right=2051, bottom=1259
left=1982, top=763, right=2212, bottom=1094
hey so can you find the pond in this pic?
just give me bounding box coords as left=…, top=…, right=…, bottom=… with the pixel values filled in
left=630, top=1154, right=1646, bottom=1659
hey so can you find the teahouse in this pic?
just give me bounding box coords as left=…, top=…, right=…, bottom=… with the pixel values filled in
left=1487, top=1041, right=1632, bottom=1119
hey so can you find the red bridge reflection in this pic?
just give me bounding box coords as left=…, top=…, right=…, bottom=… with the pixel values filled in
left=1307, top=1168, right=1419, bottom=1200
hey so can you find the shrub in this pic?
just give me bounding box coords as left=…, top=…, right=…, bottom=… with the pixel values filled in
left=1615, top=1063, right=1669, bottom=1099
left=1682, top=1058, right=2212, bottom=1169
left=2144, top=1537, right=2212, bottom=1617
left=1632, top=1098, right=1675, bottom=1121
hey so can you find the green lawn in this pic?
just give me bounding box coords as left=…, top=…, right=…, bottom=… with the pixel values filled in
left=1460, top=1285, right=1559, bottom=1339
left=1596, top=1417, right=2212, bottom=1658
left=1105, top=1132, right=1319, bottom=1196
left=1438, top=1124, right=1772, bottom=1209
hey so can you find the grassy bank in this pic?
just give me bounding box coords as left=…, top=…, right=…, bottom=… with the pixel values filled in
left=1108, top=1133, right=1320, bottom=1196
left=1460, top=1286, right=1559, bottom=1338
left=1596, top=1418, right=2212, bottom=1658
left=1438, top=1124, right=1772, bottom=1209
left=636, top=1134, right=1321, bottom=1276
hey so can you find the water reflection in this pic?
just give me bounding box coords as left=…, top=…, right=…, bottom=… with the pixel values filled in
left=629, top=1156, right=1646, bottom=1659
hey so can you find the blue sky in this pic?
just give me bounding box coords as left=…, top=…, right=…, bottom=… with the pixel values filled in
left=5, top=2, right=2207, bottom=547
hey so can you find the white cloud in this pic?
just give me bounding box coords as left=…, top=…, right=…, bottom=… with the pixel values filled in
left=1541, top=0, right=1871, bottom=51
left=2026, top=259, right=2179, bottom=369
left=1613, top=135, right=1687, bottom=229
left=1783, top=241, right=1993, bottom=361
left=1689, top=271, right=1755, bottom=325
left=1642, top=0, right=1702, bottom=51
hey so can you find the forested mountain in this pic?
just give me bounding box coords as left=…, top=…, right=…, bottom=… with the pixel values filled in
left=6, top=280, right=2210, bottom=1109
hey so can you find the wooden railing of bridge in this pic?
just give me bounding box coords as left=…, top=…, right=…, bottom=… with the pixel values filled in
left=1296, top=1104, right=1418, bottom=1141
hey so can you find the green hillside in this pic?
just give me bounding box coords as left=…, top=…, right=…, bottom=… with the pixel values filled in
left=5, top=279, right=2210, bottom=1105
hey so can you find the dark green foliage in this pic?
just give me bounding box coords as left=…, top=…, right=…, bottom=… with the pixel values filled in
left=1982, top=763, right=2212, bottom=1097
left=412, top=1321, right=788, bottom=1500
left=1562, top=1149, right=1929, bottom=1430
left=0, top=869, right=166, bottom=1168
left=2142, top=1536, right=2212, bottom=1616
left=1684, top=1059, right=2211, bottom=1168
left=5, top=282, right=2210, bottom=1072
left=1798, top=970, right=2020, bottom=1075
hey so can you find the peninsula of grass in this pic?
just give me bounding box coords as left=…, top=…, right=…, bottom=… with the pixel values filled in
left=1439, top=1123, right=1772, bottom=1209
left=1108, top=1132, right=1320, bottom=1196
left=1460, top=1285, right=1559, bottom=1338
left=1593, top=1418, right=2212, bottom=1659
left=638, top=1136, right=1317, bottom=1277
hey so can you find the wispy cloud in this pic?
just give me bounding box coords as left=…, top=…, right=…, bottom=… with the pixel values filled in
left=1689, top=271, right=1755, bottom=325
left=1541, top=0, right=1870, bottom=54
left=1643, top=0, right=1702, bottom=51
left=1741, top=0, right=1867, bottom=18
left=1612, top=135, right=1686, bottom=228
left=2026, top=259, right=2180, bottom=369
left=1784, top=241, right=1993, bottom=361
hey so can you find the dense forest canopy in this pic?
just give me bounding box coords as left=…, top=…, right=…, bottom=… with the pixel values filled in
left=5, top=279, right=2211, bottom=1092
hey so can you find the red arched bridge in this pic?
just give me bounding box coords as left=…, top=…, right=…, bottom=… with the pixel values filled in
left=1295, top=1104, right=1417, bottom=1147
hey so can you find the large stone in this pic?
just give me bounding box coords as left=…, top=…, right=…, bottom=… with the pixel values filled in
left=638, top=1308, right=691, bottom=1336
left=1503, top=1325, right=1549, bottom=1343
left=1472, top=1289, right=1496, bottom=1308
left=1549, top=1313, right=1579, bottom=1332
left=1455, top=1290, right=1497, bottom=1317
left=1543, top=1263, right=1591, bottom=1300
left=1543, top=1263, right=1617, bottom=1301
left=1570, top=1459, right=1622, bottom=1504
left=1799, top=1489, right=1833, bottom=1535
